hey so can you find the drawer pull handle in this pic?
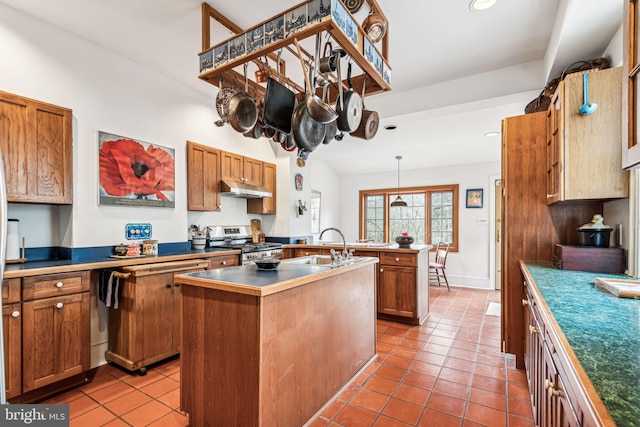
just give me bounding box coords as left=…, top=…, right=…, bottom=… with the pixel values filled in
left=549, top=387, right=563, bottom=398
left=56, top=302, right=64, bottom=309
left=11, top=311, right=19, bottom=318
left=522, top=299, right=529, bottom=306
left=166, top=284, right=173, bottom=288
left=56, top=282, right=63, bottom=288
left=529, top=325, right=539, bottom=334
left=545, top=379, right=554, bottom=390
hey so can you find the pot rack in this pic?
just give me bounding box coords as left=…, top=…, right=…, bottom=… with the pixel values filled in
left=198, top=0, right=391, bottom=104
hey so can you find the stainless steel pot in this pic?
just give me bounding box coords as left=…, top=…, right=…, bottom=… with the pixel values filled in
left=336, top=61, right=363, bottom=133
left=228, top=64, right=258, bottom=133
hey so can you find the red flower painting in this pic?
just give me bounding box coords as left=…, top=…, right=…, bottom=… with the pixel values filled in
left=99, top=133, right=175, bottom=207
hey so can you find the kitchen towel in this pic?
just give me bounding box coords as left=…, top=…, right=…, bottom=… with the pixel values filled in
left=98, top=269, right=122, bottom=309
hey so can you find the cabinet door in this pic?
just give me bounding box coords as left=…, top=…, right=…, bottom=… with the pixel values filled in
left=220, top=151, right=244, bottom=181
left=22, top=292, right=90, bottom=392
left=134, top=272, right=177, bottom=360
left=623, top=0, right=640, bottom=168
left=524, top=291, right=544, bottom=426
left=377, top=265, right=416, bottom=318
left=0, top=90, right=72, bottom=204
left=243, top=157, right=263, bottom=186
left=3, top=302, right=22, bottom=399
left=187, top=141, right=221, bottom=211
left=247, top=161, right=276, bottom=214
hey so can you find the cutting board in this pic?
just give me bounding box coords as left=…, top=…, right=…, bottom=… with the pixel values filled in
left=251, top=219, right=262, bottom=243
left=594, top=277, right=640, bottom=299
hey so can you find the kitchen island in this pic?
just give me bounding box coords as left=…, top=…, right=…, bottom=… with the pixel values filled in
left=174, top=256, right=379, bottom=427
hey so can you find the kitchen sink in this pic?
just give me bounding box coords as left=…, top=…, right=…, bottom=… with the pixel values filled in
left=319, top=241, right=394, bottom=248
left=285, top=255, right=335, bottom=266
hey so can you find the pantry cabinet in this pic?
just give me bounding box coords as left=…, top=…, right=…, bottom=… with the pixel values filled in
left=247, top=161, right=277, bottom=214
left=0, top=90, right=73, bottom=204
left=187, top=141, right=221, bottom=211
left=106, top=260, right=208, bottom=375
left=545, top=67, right=627, bottom=204
left=2, top=278, right=22, bottom=399
left=21, top=271, right=90, bottom=393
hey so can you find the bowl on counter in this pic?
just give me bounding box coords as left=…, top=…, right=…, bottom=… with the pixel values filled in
left=255, top=259, right=281, bottom=271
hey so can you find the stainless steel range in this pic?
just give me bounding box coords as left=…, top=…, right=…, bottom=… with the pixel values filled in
left=207, top=225, right=282, bottom=264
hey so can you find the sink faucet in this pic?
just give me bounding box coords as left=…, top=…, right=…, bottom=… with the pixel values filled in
left=319, top=227, right=347, bottom=257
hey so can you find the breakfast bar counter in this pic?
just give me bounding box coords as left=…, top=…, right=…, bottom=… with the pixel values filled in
left=174, top=256, right=379, bottom=427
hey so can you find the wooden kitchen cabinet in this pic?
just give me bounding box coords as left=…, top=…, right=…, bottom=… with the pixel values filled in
left=545, top=67, right=627, bottom=204
left=293, top=248, right=327, bottom=257
left=106, top=260, right=208, bottom=374
left=2, top=278, right=22, bottom=400
left=0, top=90, right=72, bottom=204
left=187, top=141, right=221, bottom=211
left=21, top=271, right=90, bottom=392
left=247, top=161, right=277, bottom=214
left=623, top=0, right=640, bottom=168
left=206, top=253, right=240, bottom=270
left=220, top=150, right=263, bottom=186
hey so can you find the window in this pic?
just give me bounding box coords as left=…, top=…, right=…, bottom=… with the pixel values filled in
left=359, top=184, right=459, bottom=251
left=310, top=190, right=321, bottom=233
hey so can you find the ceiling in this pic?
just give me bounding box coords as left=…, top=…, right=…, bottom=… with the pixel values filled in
left=0, top=0, right=623, bottom=176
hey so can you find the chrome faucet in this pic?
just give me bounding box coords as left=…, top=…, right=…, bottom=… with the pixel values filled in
left=319, top=227, right=347, bottom=257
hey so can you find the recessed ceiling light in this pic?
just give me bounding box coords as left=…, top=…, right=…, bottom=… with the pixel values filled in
left=469, top=0, right=498, bottom=11
left=384, top=125, right=397, bottom=130
left=484, top=131, right=500, bottom=137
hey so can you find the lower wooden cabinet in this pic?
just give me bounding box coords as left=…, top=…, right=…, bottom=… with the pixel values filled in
left=21, top=272, right=91, bottom=393
left=106, top=260, right=208, bottom=374
left=378, top=265, right=416, bottom=318
left=2, top=278, right=22, bottom=399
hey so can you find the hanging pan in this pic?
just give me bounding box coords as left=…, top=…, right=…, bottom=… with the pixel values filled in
left=228, top=63, right=258, bottom=133
left=352, top=76, right=379, bottom=140
left=336, top=60, right=363, bottom=133
left=215, top=77, right=238, bottom=126
left=262, top=50, right=296, bottom=134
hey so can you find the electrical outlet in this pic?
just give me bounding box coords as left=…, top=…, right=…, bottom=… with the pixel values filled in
left=475, top=218, right=489, bottom=225
left=126, top=223, right=152, bottom=240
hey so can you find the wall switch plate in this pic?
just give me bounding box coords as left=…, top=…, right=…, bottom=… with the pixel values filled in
left=475, top=218, right=489, bottom=225
left=126, top=223, right=152, bottom=240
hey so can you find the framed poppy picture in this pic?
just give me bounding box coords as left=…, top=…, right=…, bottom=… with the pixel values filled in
left=466, top=188, right=483, bottom=208
left=98, top=131, right=175, bottom=208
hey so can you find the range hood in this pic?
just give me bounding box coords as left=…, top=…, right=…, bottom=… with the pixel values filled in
left=220, top=180, right=272, bottom=199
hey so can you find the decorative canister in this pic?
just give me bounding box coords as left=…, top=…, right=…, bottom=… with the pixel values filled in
left=192, top=236, right=206, bottom=250
left=126, top=243, right=141, bottom=257
left=395, top=234, right=414, bottom=248
left=142, top=239, right=158, bottom=256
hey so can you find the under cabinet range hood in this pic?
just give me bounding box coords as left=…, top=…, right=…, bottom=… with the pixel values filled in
left=220, top=180, right=272, bottom=199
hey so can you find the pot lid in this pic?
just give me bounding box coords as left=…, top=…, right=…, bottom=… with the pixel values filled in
left=578, top=214, right=612, bottom=230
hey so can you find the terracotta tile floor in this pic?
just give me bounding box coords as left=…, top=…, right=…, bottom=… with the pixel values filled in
left=40, top=286, right=533, bottom=426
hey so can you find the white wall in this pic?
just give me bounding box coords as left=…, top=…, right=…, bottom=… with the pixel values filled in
left=338, top=161, right=501, bottom=289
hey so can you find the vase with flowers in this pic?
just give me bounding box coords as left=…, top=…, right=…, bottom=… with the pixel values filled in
left=395, top=232, right=414, bottom=248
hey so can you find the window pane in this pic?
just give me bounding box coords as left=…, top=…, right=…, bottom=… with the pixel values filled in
left=430, top=191, right=454, bottom=245
left=364, top=195, right=385, bottom=242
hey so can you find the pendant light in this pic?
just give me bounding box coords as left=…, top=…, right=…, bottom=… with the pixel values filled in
left=391, top=155, right=407, bottom=207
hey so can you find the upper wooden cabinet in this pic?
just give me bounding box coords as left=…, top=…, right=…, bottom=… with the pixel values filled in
left=247, top=161, right=276, bottom=214
left=545, top=67, right=628, bottom=204
left=187, top=141, right=221, bottom=211
left=0, top=91, right=72, bottom=204
left=623, top=0, right=640, bottom=168
left=220, top=151, right=263, bottom=186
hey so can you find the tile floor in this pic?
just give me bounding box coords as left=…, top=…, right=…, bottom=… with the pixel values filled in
left=40, top=286, right=534, bottom=427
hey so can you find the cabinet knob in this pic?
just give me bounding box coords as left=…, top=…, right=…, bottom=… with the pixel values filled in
left=11, top=311, right=19, bottom=318
left=174, top=283, right=180, bottom=287
left=379, top=268, right=384, bottom=272
left=395, top=257, right=400, bottom=262
left=528, top=325, right=539, bottom=334
left=522, top=299, right=529, bottom=306
left=222, top=261, right=227, bottom=265
left=56, top=302, right=64, bottom=309
left=166, top=284, right=173, bottom=288
left=56, top=282, right=63, bottom=288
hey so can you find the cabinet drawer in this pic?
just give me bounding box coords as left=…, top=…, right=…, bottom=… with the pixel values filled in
left=379, top=252, right=416, bottom=267
left=208, top=255, right=239, bottom=269
left=2, top=278, right=21, bottom=304
left=22, top=271, right=90, bottom=301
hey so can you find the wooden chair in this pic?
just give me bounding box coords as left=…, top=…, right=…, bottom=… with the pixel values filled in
left=429, top=242, right=451, bottom=291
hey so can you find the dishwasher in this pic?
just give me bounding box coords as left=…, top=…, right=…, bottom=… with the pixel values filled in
left=105, top=259, right=208, bottom=375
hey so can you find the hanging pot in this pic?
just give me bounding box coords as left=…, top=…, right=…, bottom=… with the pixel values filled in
left=322, top=87, right=338, bottom=144
left=352, top=77, right=379, bottom=140
left=228, top=63, right=258, bottom=133
left=292, top=100, right=325, bottom=152
left=215, top=77, right=238, bottom=125
left=362, top=9, right=388, bottom=43
left=255, top=56, right=270, bottom=83
left=336, top=61, right=363, bottom=133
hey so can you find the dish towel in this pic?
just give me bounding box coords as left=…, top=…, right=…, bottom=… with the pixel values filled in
left=98, top=269, right=122, bottom=309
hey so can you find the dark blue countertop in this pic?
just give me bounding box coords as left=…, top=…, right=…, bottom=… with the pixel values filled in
left=523, top=262, right=639, bottom=426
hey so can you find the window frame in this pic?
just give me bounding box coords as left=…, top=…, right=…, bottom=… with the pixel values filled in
left=359, top=184, right=459, bottom=252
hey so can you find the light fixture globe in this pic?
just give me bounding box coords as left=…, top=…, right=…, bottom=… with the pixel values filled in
left=391, top=155, right=407, bottom=207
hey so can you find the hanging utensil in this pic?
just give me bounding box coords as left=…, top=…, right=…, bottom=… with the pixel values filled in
left=579, top=72, right=598, bottom=115
left=228, top=63, right=258, bottom=133
left=215, top=77, right=238, bottom=126
left=336, top=60, right=363, bottom=132
left=352, top=76, right=379, bottom=140
left=322, top=86, right=338, bottom=144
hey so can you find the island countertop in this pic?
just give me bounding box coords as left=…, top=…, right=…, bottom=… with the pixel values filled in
left=521, top=261, right=640, bottom=426
left=175, top=256, right=379, bottom=296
